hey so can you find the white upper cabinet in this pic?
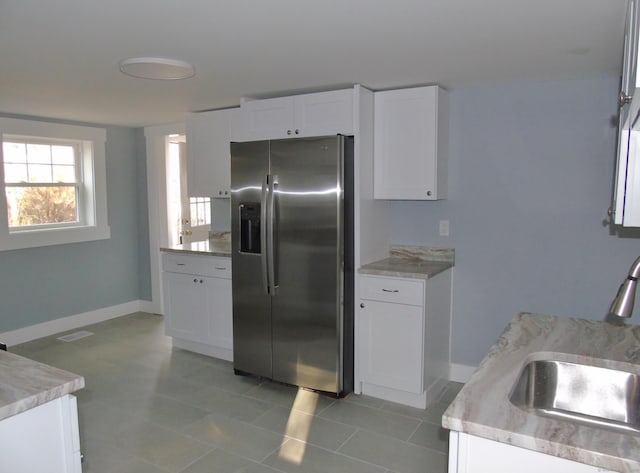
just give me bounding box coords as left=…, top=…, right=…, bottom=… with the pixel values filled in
left=239, top=89, right=354, bottom=140
left=186, top=108, right=239, bottom=198
left=374, top=86, right=448, bottom=200
left=612, top=0, right=640, bottom=226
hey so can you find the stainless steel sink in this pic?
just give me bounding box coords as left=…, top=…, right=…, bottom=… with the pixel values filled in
left=509, top=359, right=640, bottom=433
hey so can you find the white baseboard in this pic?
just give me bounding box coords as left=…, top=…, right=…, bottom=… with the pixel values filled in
left=450, top=363, right=477, bottom=383
left=0, top=300, right=156, bottom=346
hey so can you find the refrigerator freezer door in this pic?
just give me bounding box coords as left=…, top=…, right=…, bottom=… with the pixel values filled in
left=231, top=140, right=272, bottom=379
left=269, top=136, right=344, bottom=393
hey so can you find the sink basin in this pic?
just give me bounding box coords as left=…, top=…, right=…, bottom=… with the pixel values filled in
left=509, top=359, right=640, bottom=433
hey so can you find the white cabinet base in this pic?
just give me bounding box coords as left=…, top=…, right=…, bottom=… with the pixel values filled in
left=361, top=377, right=448, bottom=409
left=172, top=336, right=233, bottom=362
left=359, top=269, right=452, bottom=409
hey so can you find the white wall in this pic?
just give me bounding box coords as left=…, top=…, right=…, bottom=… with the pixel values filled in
left=390, top=76, right=640, bottom=367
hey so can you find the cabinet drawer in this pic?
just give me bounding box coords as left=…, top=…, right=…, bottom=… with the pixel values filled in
left=360, top=276, right=424, bottom=306
left=161, top=252, right=231, bottom=278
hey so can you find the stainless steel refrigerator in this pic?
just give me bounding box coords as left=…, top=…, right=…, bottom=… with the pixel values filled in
left=230, top=135, right=354, bottom=397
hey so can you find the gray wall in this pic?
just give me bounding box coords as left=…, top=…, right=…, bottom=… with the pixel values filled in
left=0, top=117, right=150, bottom=332
left=390, top=76, right=640, bottom=367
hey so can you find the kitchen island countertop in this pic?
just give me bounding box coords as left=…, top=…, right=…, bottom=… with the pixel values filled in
left=442, top=313, right=640, bottom=472
left=0, top=350, right=84, bottom=421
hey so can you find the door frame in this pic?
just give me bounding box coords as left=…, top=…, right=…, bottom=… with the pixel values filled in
left=144, top=122, right=186, bottom=314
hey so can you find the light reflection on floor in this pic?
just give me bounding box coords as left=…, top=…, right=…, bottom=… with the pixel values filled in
left=278, top=387, right=319, bottom=464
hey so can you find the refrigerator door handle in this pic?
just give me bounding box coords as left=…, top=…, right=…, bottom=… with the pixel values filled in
left=268, top=175, right=279, bottom=294
left=261, top=174, right=270, bottom=295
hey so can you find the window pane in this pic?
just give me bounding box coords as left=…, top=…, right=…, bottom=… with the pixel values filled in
left=27, top=163, right=52, bottom=182
left=3, top=142, right=27, bottom=164
left=52, top=164, right=76, bottom=183
left=4, top=163, right=27, bottom=183
left=189, top=197, right=211, bottom=226
left=6, top=185, right=78, bottom=227
left=26, top=144, right=51, bottom=164
left=51, top=145, right=75, bottom=165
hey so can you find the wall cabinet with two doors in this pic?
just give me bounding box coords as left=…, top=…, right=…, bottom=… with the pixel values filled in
left=239, top=88, right=354, bottom=140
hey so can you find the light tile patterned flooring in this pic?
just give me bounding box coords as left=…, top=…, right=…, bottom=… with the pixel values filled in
left=11, top=312, right=463, bottom=473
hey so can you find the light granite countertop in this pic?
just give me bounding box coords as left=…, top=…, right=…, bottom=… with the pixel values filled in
left=161, top=233, right=231, bottom=257
left=359, top=246, right=454, bottom=279
left=0, top=350, right=84, bottom=421
left=442, top=313, right=640, bottom=472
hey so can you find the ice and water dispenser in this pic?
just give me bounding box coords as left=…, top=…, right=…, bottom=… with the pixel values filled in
left=239, top=203, right=261, bottom=254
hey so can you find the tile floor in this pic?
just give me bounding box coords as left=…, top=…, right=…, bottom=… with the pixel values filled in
left=11, top=312, right=463, bottom=473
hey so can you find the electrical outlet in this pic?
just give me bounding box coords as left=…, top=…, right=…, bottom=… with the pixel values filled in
left=439, top=220, right=450, bottom=236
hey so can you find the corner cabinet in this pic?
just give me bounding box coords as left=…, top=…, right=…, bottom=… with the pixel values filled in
left=358, top=269, right=452, bottom=408
left=374, top=86, right=448, bottom=200
left=161, top=252, right=233, bottom=361
left=449, top=432, right=616, bottom=473
left=186, top=108, right=239, bottom=198
left=239, top=89, right=354, bottom=141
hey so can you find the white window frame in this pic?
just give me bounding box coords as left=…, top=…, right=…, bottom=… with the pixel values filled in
left=0, top=118, right=110, bottom=250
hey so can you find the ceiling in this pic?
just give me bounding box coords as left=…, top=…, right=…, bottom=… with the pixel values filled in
left=0, top=0, right=629, bottom=127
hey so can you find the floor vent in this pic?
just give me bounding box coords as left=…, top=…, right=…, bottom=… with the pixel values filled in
left=57, top=330, right=94, bottom=342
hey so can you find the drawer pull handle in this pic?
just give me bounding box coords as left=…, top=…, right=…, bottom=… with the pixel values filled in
left=176, top=263, right=186, bottom=266
left=382, top=289, right=399, bottom=293
left=215, top=266, right=227, bottom=270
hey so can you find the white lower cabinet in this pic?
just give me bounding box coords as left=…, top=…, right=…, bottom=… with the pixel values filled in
left=0, top=394, right=82, bottom=473
left=449, top=432, right=615, bottom=473
left=162, top=252, right=233, bottom=361
left=359, top=269, right=452, bottom=408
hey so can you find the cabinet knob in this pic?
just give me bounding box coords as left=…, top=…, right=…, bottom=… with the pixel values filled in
left=287, top=129, right=292, bottom=135
left=620, top=91, right=633, bottom=107
left=193, top=278, right=198, bottom=283
left=295, top=129, right=300, bottom=135
left=199, top=279, right=204, bottom=284
left=219, top=190, right=223, bottom=195
left=426, top=190, right=433, bottom=197
left=224, top=190, right=228, bottom=195
left=360, top=303, right=365, bottom=308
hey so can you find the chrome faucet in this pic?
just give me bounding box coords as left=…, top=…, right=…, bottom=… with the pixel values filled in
left=609, top=256, right=640, bottom=318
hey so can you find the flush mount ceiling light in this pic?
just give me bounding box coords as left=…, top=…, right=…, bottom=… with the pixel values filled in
left=118, top=57, right=195, bottom=80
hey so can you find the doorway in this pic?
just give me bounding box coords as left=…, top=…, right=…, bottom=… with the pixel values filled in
left=166, top=136, right=211, bottom=246
left=145, top=123, right=214, bottom=314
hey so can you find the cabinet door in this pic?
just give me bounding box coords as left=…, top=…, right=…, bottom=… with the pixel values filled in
left=360, top=299, right=424, bottom=393
left=612, top=0, right=640, bottom=226
left=0, top=395, right=81, bottom=473
left=186, top=108, right=238, bottom=197
left=450, top=432, right=616, bottom=473
left=374, top=86, right=448, bottom=200
left=241, top=96, right=295, bottom=140
left=293, top=89, right=354, bottom=137
left=206, top=276, right=233, bottom=350
left=163, top=271, right=210, bottom=343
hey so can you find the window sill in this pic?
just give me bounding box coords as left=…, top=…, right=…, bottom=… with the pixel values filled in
left=0, top=224, right=111, bottom=251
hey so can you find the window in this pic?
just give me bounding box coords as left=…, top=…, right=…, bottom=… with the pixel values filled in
left=189, top=196, right=211, bottom=227
left=0, top=118, right=110, bottom=251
